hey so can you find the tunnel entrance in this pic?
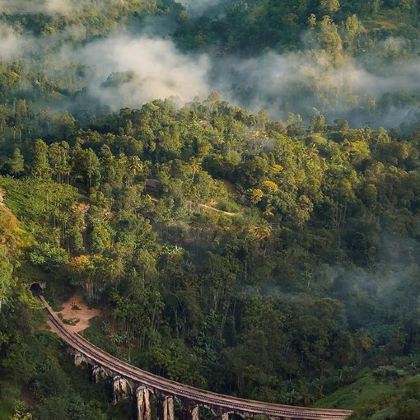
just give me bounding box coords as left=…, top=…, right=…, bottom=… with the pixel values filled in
left=30, top=282, right=44, bottom=296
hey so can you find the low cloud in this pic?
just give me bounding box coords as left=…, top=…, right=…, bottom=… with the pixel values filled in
left=175, top=0, right=230, bottom=15
left=72, top=35, right=210, bottom=110
left=0, top=0, right=73, bottom=15
left=70, top=33, right=420, bottom=125
left=1, top=16, right=419, bottom=128
left=211, top=50, right=420, bottom=126
left=323, top=235, right=420, bottom=331
left=0, top=24, right=30, bottom=60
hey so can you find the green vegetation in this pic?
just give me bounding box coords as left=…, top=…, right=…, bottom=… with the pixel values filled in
left=0, top=0, right=419, bottom=419
left=175, top=0, right=420, bottom=55
left=317, top=370, right=420, bottom=419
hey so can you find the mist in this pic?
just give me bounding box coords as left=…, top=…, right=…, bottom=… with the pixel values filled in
left=77, top=35, right=420, bottom=126
left=1, top=8, right=419, bottom=129
left=55, top=33, right=420, bottom=127
left=0, top=0, right=73, bottom=15
left=71, top=35, right=210, bottom=110
left=0, top=24, right=25, bottom=60
left=211, top=50, right=420, bottom=127
left=323, top=235, right=420, bottom=334
left=175, top=0, right=230, bottom=16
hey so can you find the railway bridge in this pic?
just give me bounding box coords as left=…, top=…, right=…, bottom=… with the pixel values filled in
left=41, top=296, right=352, bottom=420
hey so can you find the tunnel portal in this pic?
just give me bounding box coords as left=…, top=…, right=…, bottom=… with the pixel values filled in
left=30, top=282, right=44, bottom=296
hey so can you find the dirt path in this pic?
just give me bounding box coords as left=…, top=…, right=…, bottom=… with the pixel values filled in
left=190, top=201, right=237, bottom=217
left=146, top=178, right=238, bottom=217
left=150, top=196, right=237, bottom=217
left=57, top=294, right=101, bottom=333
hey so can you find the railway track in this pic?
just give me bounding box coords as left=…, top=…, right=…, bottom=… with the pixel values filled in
left=42, top=296, right=352, bottom=419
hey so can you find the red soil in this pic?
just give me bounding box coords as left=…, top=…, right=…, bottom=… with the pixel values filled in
left=57, top=294, right=101, bottom=333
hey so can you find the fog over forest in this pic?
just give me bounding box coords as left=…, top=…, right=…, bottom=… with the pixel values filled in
left=1, top=0, right=420, bottom=128
left=0, top=1, right=419, bottom=419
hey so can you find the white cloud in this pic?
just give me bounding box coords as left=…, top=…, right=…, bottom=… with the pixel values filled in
left=211, top=50, right=420, bottom=125
left=0, top=0, right=73, bottom=15
left=71, top=35, right=211, bottom=110
left=1, top=15, right=419, bottom=128
left=0, top=24, right=28, bottom=60
left=175, top=0, right=228, bottom=15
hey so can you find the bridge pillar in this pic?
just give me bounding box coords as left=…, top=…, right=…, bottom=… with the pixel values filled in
left=157, top=395, right=174, bottom=420
left=182, top=403, right=200, bottom=420
left=216, top=413, right=229, bottom=420
left=135, top=386, right=152, bottom=420
left=74, top=352, right=88, bottom=367
left=91, top=365, right=108, bottom=383
left=112, top=376, right=132, bottom=405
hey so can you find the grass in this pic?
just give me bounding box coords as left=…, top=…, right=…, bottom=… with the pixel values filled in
left=316, top=372, right=420, bottom=419
left=315, top=373, right=393, bottom=410
left=215, top=198, right=240, bottom=213
left=0, top=176, right=80, bottom=233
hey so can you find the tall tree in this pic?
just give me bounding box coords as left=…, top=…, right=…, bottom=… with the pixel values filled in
left=49, top=142, right=71, bottom=184
left=6, top=147, right=25, bottom=176
left=31, top=139, right=51, bottom=180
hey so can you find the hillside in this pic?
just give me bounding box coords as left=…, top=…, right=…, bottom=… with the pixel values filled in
left=0, top=1, right=419, bottom=419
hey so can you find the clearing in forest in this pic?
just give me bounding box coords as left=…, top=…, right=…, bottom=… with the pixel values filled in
left=57, top=294, right=101, bottom=333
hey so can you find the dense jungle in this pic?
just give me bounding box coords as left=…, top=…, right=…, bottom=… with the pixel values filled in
left=0, top=1, right=420, bottom=419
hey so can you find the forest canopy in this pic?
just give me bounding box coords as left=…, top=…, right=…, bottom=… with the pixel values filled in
left=0, top=1, right=419, bottom=419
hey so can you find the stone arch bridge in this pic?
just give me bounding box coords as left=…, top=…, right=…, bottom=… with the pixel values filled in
left=40, top=295, right=352, bottom=420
